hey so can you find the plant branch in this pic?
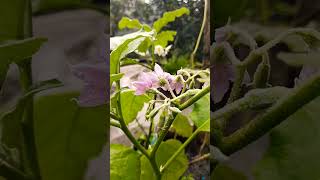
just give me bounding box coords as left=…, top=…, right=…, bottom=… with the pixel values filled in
left=110, top=119, right=121, bottom=128
left=179, top=85, right=210, bottom=110
left=219, top=74, right=320, bottom=155
left=190, top=0, right=208, bottom=68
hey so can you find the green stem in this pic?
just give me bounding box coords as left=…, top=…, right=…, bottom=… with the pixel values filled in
left=150, top=113, right=177, bottom=158
left=161, top=119, right=208, bottom=173
left=179, top=86, right=210, bottom=110
left=18, top=1, right=41, bottom=179
left=190, top=0, right=208, bottom=68
left=116, top=82, right=149, bottom=157
left=220, top=74, right=320, bottom=155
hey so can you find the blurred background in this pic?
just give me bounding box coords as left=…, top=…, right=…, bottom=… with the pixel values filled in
left=212, top=0, right=320, bottom=180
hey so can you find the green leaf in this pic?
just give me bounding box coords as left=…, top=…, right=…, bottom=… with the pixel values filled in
left=110, top=73, right=124, bottom=86
left=190, top=94, right=210, bottom=128
left=154, top=30, right=177, bottom=47
left=153, top=7, right=190, bottom=32
left=121, top=89, right=151, bottom=125
left=110, top=30, right=155, bottom=74
left=34, top=90, right=107, bottom=180
left=0, top=38, right=47, bottom=87
left=120, top=58, right=140, bottom=66
left=140, top=139, right=188, bottom=180
left=118, top=17, right=143, bottom=30
left=277, top=52, right=320, bottom=67
left=254, top=97, right=320, bottom=180
left=212, top=165, right=247, bottom=180
left=197, top=118, right=210, bottom=132
left=110, top=144, right=141, bottom=180
left=171, top=113, right=193, bottom=137
left=0, top=0, right=28, bottom=41
left=0, top=79, right=62, bottom=150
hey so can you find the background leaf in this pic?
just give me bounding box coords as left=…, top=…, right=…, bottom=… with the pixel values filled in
left=171, top=113, right=193, bottom=138
left=190, top=94, right=210, bottom=128
left=254, top=97, right=320, bottom=180
left=110, top=144, right=141, bottom=180
left=118, top=17, right=143, bottom=30
left=153, top=7, right=190, bottom=32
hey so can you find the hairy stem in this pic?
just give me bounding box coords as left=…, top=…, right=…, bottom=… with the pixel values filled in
left=220, top=74, right=320, bottom=155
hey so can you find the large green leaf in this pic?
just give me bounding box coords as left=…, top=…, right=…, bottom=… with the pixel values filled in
left=140, top=139, right=188, bottom=180
left=110, top=144, right=141, bottom=180
left=120, top=89, right=151, bottom=125
left=118, top=17, right=143, bottom=30
left=153, top=7, right=190, bottom=32
left=171, top=113, right=193, bottom=138
left=110, top=34, right=149, bottom=74
left=0, top=38, right=46, bottom=88
left=190, top=94, right=210, bottom=128
left=154, top=30, right=177, bottom=47
left=0, top=79, right=62, bottom=151
left=34, top=89, right=106, bottom=180
left=0, top=0, right=28, bottom=41
left=254, top=97, right=320, bottom=180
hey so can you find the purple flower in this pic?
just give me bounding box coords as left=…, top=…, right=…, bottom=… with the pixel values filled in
left=131, top=64, right=184, bottom=95
left=71, top=63, right=107, bottom=107
left=131, top=72, right=159, bottom=95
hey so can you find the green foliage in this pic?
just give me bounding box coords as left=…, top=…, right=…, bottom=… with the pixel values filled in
left=190, top=94, right=210, bottom=128
left=1, top=79, right=62, bottom=152
left=254, top=97, right=320, bottom=180
left=140, top=139, right=188, bottom=180
left=110, top=144, right=141, bottom=180
left=153, top=7, right=190, bottom=33
left=120, top=89, right=151, bottom=125
left=34, top=90, right=106, bottom=180
left=163, top=54, right=189, bottom=74
left=110, top=73, right=124, bottom=86
left=154, top=30, right=177, bottom=47
left=0, top=38, right=47, bottom=87
left=118, top=17, right=143, bottom=30
left=212, top=165, right=247, bottom=180
left=110, top=35, right=146, bottom=74
left=171, top=113, right=193, bottom=138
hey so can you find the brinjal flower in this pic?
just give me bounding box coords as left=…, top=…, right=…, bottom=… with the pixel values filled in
left=215, top=26, right=230, bottom=43
left=71, top=63, right=108, bottom=107
left=131, top=64, right=183, bottom=95
left=131, top=72, right=159, bottom=95
left=154, top=45, right=172, bottom=57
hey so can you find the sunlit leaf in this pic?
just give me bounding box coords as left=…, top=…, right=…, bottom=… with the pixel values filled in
left=153, top=7, right=190, bottom=32
left=190, top=94, right=210, bottom=128
left=110, top=144, right=141, bottom=180
left=120, top=89, right=151, bottom=125
left=171, top=113, right=193, bottom=137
